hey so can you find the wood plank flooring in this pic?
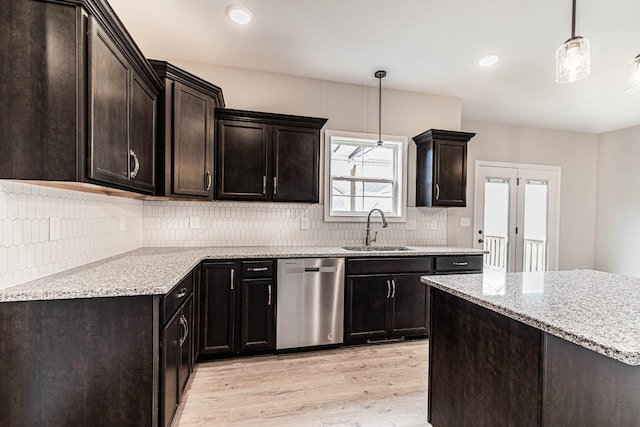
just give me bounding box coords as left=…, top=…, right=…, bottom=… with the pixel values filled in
left=174, top=340, right=430, bottom=427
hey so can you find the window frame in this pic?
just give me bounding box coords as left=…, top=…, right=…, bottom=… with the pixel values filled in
left=323, top=129, right=408, bottom=223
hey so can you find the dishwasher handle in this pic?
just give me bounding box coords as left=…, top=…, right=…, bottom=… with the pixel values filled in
left=304, top=267, right=320, bottom=272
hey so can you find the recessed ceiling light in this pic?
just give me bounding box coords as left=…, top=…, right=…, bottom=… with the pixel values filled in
left=479, top=53, right=501, bottom=67
left=227, top=5, right=253, bottom=25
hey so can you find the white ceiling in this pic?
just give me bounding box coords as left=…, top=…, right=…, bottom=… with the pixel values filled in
left=109, top=0, right=640, bottom=134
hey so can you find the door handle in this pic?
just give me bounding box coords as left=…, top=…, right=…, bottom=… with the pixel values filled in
left=129, top=149, right=140, bottom=179
left=267, top=284, right=272, bottom=306
left=230, top=268, right=235, bottom=290
left=386, top=280, right=391, bottom=299
left=205, top=170, right=212, bottom=191
left=273, top=176, right=277, bottom=195
left=391, top=279, right=396, bottom=298
left=435, top=183, right=440, bottom=201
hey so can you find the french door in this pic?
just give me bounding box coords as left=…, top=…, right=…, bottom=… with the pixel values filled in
left=474, top=162, right=560, bottom=273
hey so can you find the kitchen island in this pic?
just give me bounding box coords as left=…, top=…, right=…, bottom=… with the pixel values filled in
left=422, top=270, right=640, bottom=427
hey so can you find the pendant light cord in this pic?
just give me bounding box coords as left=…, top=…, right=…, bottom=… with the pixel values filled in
left=374, top=70, right=386, bottom=146
left=571, top=0, right=576, bottom=38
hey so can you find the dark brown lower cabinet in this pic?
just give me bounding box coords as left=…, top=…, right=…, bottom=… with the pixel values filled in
left=0, top=296, right=156, bottom=427
left=240, top=279, right=275, bottom=352
left=345, top=273, right=428, bottom=342
left=199, top=260, right=275, bottom=358
left=428, top=287, right=640, bottom=427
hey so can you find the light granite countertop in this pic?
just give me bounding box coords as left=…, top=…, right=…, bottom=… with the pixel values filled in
left=0, top=245, right=483, bottom=303
left=422, top=270, right=640, bottom=366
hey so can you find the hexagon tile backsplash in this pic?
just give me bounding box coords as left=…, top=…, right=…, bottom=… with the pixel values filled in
left=0, top=181, right=447, bottom=289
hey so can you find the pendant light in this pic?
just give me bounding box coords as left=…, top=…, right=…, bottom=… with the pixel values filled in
left=627, top=54, right=640, bottom=94
left=556, top=0, right=590, bottom=83
left=375, top=70, right=386, bottom=147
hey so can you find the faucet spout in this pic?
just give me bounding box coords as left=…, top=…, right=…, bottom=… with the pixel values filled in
left=365, top=208, right=388, bottom=246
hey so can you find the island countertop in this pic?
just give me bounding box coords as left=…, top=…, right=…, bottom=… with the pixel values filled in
left=0, top=245, right=483, bottom=303
left=422, top=269, right=640, bottom=366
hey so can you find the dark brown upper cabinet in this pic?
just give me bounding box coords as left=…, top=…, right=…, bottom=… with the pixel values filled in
left=215, top=109, right=327, bottom=203
left=150, top=61, right=225, bottom=199
left=0, top=0, right=162, bottom=195
left=413, top=129, right=476, bottom=207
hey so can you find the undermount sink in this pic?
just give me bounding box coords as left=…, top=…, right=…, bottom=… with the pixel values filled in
left=342, top=246, right=413, bottom=252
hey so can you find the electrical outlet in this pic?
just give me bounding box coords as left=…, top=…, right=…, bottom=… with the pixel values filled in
left=460, top=217, right=471, bottom=227
left=119, top=216, right=126, bottom=231
left=189, top=216, right=199, bottom=229
left=49, top=217, right=61, bottom=241
left=300, top=218, right=310, bottom=230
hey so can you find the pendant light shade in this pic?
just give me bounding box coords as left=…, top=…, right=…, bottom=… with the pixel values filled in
left=556, top=0, right=590, bottom=83
left=627, top=54, right=640, bottom=94
left=375, top=70, right=386, bottom=147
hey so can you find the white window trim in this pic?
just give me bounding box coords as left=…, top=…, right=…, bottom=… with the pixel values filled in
left=323, top=129, right=408, bottom=223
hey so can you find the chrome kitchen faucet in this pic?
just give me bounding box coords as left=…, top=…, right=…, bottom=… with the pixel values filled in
left=365, top=208, right=388, bottom=246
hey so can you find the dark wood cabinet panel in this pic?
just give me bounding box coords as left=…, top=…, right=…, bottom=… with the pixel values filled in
left=389, top=274, right=429, bottom=336
left=428, top=288, right=542, bottom=427
left=151, top=61, right=223, bottom=199
left=130, top=73, right=157, bottom=192
left=240, top=279, right=275, bottom=352
left=88, top=17, right=130, bottom=186
left=345, top=276, right=390, bottom=340
left=0, top=296, right=156, bottom=427
left=215, top=109, right=327, bottom=202
left=413, top=129, right=475, bottom=207
left=273, top=125, right=319, bottom=202
left=216, top=120, right=270, bottom=200
left=0, top=0, right=161, bottom=195
left=199, top=262, right=238, bottom=355
left=161, top=306, right=181, bottom=427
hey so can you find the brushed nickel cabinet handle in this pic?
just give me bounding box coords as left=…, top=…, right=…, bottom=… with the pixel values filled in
left=262, top=176, right=267, bottom=195
left=273, top=176, right=277, bottom=195
left=205, top=170, right=212, bottom=191
left=230, top=268, right=235, bottom=290
left=247, top=267, right=268, bottom=272
left=435, top=183, right=440, bottom=201
left=267, top=284, right=272, bottom=306
left=391, top=279, right=396, bottom=298
left=176, top=288, right=188, bottom=299
left=453, top=261, right=469, bottom=266
left=129, top=149, right=140, bottom=179
left=386, top=280, right=391, bottom=299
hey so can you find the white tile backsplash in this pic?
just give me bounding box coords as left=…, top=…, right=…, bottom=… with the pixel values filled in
left=0, top=181, right=447, bottom=289
left=0, top=181, right=144, bottom=290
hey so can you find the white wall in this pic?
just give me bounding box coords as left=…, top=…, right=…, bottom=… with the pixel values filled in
left=459, top=120, right=599, bottom=270
left=594, top=125, right=640, bottom=276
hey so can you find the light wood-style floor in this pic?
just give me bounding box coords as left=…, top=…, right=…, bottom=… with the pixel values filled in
left=174, top=340, right=430, bottom=427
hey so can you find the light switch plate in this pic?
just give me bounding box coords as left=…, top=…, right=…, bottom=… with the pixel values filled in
left=300, top=218, right=310, bottom=230
left=460, top=217, right=471, bottom=227
left=49, top=217, right=61, bottom=241
left=189, top=216, right=200, bottom=229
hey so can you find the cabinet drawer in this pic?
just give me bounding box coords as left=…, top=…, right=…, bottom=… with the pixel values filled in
left=347, top=257, right=434, bottom=275
left=242, top=260, right=273, bottom=279
left=435, top=255, right=483, bottom=273
left=161, top=271, right=194, bottom=325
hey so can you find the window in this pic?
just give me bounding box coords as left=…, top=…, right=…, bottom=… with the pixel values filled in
left=324, top=130, right=407, bottom=222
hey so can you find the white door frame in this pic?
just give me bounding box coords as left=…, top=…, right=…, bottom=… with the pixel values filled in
left=474, top=160, right=561, bottom=272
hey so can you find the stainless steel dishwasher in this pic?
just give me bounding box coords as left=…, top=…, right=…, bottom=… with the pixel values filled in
left=276, top=258, right=345, bottom=350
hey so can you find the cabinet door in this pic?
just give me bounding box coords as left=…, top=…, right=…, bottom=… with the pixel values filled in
left=345, top=275, right=390, bottom=341
left=216, top=120, right=270, bottom=200
left=272, top=125, right=319, bottom=202
left=239, top=279, right=275, bottom=352
left=433, top=140, right=467, bottom=207
left=87, top=17, right=130, bottom=187
left=389, top=274, right=429, bottom=337
left=129, top=72, right=156, bottom=193
left=200, top=262, right=237, bottom=355
left=173, top=83, right=214, bottom=198
left=161, top=308, right=180, bottom=427
left=178, top=296, right=193, bottom=398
